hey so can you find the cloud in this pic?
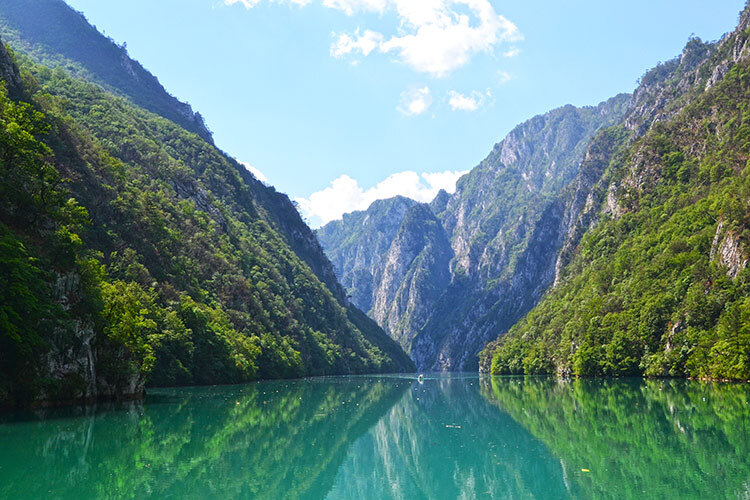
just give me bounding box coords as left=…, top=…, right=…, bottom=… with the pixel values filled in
left=398, top=86, right=432, bottom=116
left=224, top=0, right=311, bottom=8
left=295, top=169, right=467, bottom=226
left=448, top=89, right=491, bottom=111
left=497, top=70, right=512, bottom=84
left=502, top=47, right=520, bottom=58
left=330, top=0, right=522, bottom=77
left=322, top=0, right=386, bottom=15
left=238, top=160, right=269, bottom=184
left=227, top=0, right=521, bottom=77
left=225, top=0, right=262, bottom=7
left=330, top=29, right=384, bottom=57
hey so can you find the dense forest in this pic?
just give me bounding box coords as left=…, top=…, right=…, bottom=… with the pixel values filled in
left=484, top=9, right=750, bottom=380
left=0, top=34, right=412, bottom=407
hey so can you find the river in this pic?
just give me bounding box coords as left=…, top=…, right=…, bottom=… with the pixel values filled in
left=1, top=374, right=749, bottom=499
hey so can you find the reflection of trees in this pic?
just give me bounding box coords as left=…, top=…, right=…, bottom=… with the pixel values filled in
left=0, top=378, right=407, bottom=499
left=483, top=377, right=750, bottom=500
left=328, top=377, right=572, bottom=500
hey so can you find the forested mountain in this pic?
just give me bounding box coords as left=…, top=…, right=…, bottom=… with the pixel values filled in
left=0, top=14, right=412, bottom=407
left=484, top=6, right=750, bottom=380
left=0, top=0, right=212, bottom=142
left=318, top=96, right=630, bottom=370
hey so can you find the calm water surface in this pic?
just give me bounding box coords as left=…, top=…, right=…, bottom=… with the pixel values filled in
left=1, top=374, right=749, bottom=499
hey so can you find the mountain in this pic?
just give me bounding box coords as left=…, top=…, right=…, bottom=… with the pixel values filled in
left=484, top=6, right=750, bottom=379
left=0, top=0, right=212, bottom=142
left=318, top=95, right=630, bottom=370
left=0, top=11, right=412, bottom=406
left=318, top=196, right=420, bottom=313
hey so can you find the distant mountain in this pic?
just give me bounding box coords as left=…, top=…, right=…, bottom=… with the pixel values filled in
left=0, top=0, right=213, bottom=142
left=0, top=21, right=412, bottom=405
left=484, top=6, right=750, bottom=380
left=318, top=95, right=630, bottom=370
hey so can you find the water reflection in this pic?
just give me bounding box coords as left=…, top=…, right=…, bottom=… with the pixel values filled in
left=327, top=375, right=570, bottom=499
left=2, top=375, right=749, bottom=499
left=0, top=377, right=408, bottom=499
left=483, top=377, right=750, bottom=500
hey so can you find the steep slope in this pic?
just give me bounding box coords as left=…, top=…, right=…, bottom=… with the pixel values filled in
left=317, top=196, right=419, bottom=312
left=370, top=204, right=453, bottom=352
left=318, top=96, right=629, bottom=370
left=485, top=6, right=750, bottom=380
left=0, top=0, right=212, bottom=142
left=0, top=39, right=412, bottom=407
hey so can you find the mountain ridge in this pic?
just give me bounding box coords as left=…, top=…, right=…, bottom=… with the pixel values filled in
left=0, top=0, right=213, bottom=142
left=0, top=12, right=413, bottom=407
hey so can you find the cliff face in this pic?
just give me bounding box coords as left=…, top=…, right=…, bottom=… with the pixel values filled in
left=0, top=41, right=20, bottom=97
left=370, top=204, right=453, bottom=352
left=320, top=5, right=750, bottom=374
left=318, top=196, right=419, bottom=312
left=319, top=96, right=630, bottom=370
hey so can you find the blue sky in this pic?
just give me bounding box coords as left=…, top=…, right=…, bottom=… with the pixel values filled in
left=65, top=0, right=745, bottom=227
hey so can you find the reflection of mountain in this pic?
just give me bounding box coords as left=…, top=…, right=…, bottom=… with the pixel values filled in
left=0, top=378, right=407, bottom=500
left=483, top=377, right=750, bottom=500
left=327, top=376, right=572, bottom=499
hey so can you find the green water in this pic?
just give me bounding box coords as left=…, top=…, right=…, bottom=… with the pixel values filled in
left=1, top=375, right=749, bottom=499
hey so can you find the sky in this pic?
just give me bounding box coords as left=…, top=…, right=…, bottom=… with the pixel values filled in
left=64, top=0, right=746, bottom=227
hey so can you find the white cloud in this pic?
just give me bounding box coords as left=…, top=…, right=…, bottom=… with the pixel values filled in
left=225, top=0, right=522, bottom=77
left=224, top=0, right=311, bottom=8
left=498, top=70, right=512, bottom=84
left=330, top=29, right=384, bottom=57
left=448, top=89, right=491, bottom=111
left=322, top=0, right=387, bottom=15
left=380, top=0, right=522, bottom=77
left=295, top=169, right=467, bottom=226
left=398, top=86, right=432, bottom=116
left=225, top=0, right=262, bottom=8
left=503, top=47, right=520, bottom=58
left=238, top=160, right=269, bottom=184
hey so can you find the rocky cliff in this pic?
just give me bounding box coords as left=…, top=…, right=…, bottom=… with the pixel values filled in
left=318, top=95, right=630, bottom=370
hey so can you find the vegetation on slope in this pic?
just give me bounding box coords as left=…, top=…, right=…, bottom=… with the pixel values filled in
left=486, top=46, right=750, bottom=380
left=0, top=43, right=412, bottom=406
left=0, top=0, right=212, bottom=141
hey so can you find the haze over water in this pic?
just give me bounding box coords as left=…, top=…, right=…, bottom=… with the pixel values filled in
left=1, top=375, right=749, bottom=499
